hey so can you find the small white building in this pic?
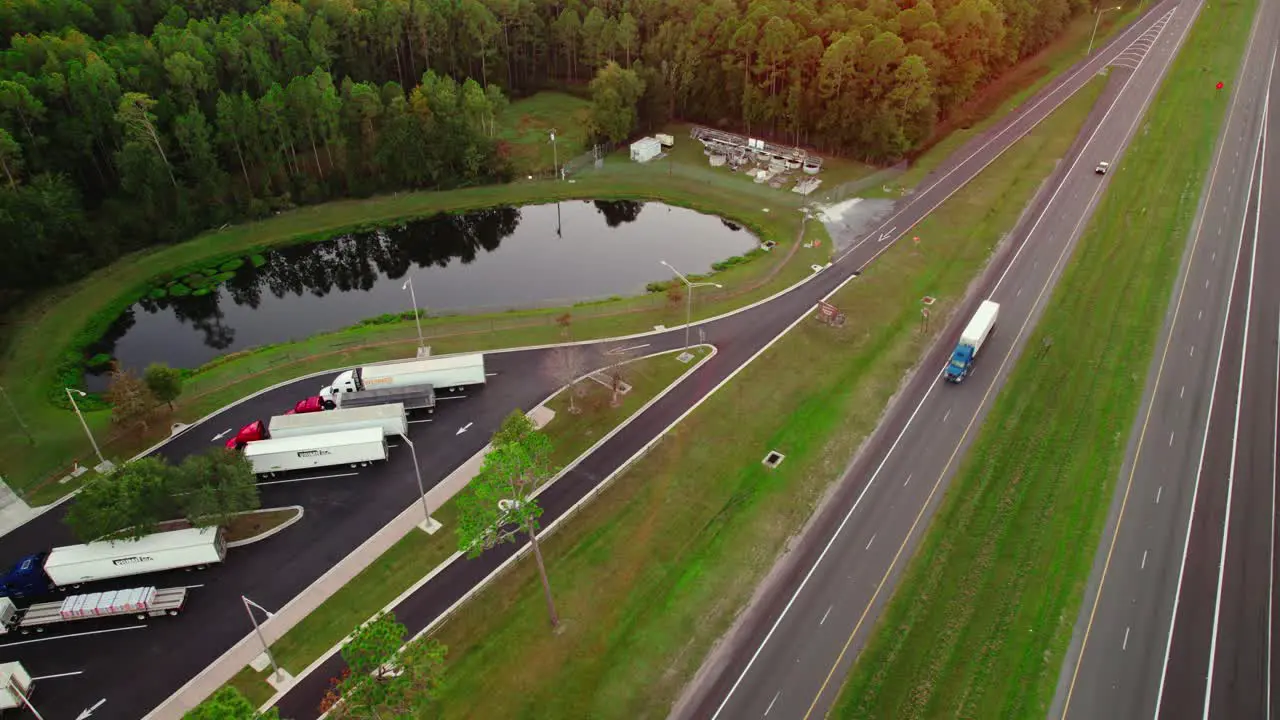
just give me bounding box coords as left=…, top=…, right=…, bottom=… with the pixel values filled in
left=655, top=133, right=675, bottom=147
left=630, top=137, right=662, bottom=163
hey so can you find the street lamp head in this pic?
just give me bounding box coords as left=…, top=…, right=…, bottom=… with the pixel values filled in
left=713, top=283, right=724, bottom=289
left=66, top=388, right=86, bottom=397
left=402, top=279, right=411, bottom=291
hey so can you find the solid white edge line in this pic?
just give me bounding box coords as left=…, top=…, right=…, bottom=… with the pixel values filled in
left=987, top=10, right=1177, bottom=296
left=264, top=346, right=719, bottom=717
left=1201, top=67, right=1271, bottom=720
left=1151, top=39, right=1273, bottom=719
left=833, top=3, right=1166, bottom=267
left=1270, top=299, right=1278, bottom=720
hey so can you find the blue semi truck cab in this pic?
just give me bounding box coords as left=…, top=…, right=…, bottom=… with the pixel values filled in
left=0, top=554, right=56, bottom=600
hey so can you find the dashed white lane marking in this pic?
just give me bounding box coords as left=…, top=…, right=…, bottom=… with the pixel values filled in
left=820, top=606, right=833, bottom=625
left=1143, top=550, right=1149, bottom=570
left=866, top=535, right=876, bottom=551
left=1124, top=626, right=1131, bottom=651
left=1157, top=486, right=1164, bottom=504
left=765, top=692, right=781, bottom=716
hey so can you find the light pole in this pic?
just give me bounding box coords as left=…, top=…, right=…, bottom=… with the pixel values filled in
left=660, top=261, right=723, bottom=350
left=1088, top=5, right=1124, bottom=55
left=401, top=277, right=427, bottom=358
left=399, top=433, right=442, bottom=534
left=550, top=128, right=560, bottom=181
left=243, top=595, right=288, bottom=686
left=0, top=385, right=34, bottom=445
left=65, top=387, right=110, bottom=473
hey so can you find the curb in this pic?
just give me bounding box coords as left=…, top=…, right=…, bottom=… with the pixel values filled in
left=226, top=506, right=305, bottom=549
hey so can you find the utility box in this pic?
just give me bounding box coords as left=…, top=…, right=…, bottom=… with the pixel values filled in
left=630, top=137, right=661, bottom=163
left=655, top=133, right=674, bottom=147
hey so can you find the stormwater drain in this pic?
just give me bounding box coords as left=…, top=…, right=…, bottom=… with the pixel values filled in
left=763, top=451, right=786, bottom=469
left=677, top=351, right=695, bottom=363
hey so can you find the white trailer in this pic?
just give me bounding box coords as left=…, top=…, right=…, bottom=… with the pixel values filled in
left=244, top=426, right=388, bottom=476
left=269, top=403, right=407, bottom=439
left=320, top=353, right=487, bottom=404
left=0, top=662, right=33, bottom=709
left=43, top=527, right=226, bottom=588
left=0, top=586, right=188, bottom=635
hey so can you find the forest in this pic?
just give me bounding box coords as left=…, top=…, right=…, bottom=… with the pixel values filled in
left=0, top=0, right=1091, bottom=302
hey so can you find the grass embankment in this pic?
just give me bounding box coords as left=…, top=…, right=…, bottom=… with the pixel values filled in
left=2, top=101, right=841, bottom=502
left=413, top=77, right=1107, bottom=719
left=831, top=0, right=1256, bottom=717
left=496, top=91, right=593, bottom=176
left=223, top=348, right=710, bottom=706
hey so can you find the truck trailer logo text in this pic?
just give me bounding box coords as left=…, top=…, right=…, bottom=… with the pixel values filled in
left=298, top=449, right=333, bottom=458
left=112, top=555, right=155, bottom=566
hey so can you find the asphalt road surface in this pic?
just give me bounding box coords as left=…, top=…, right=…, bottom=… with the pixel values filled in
left=1051, top=0, right=1280, bottom=716
left=674, top=3, right=1199, bottom=719
left=0, top=6, right=1177, bottom=719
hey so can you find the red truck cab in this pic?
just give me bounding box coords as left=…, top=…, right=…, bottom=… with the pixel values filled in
left=284, top=396, right=332, bottom=415
left=225, top=420, right=268, bottom=450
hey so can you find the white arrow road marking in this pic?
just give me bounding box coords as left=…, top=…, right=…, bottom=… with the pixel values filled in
left=457, top=422, right=473, bottom=435
left=76, top=698, right=106, bottom=720
left=607, top=343, right=651, bottom=355
left=877, top=225, right=899, bottom=243
left=211, top=428, right=232, bottom=441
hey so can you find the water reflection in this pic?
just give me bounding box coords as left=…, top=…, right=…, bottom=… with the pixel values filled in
left=85, top=201, right=753, bottom=387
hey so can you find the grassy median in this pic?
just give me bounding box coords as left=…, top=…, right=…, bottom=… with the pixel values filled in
left=414, top=76, right=1107, bottom=719
left=831, top=0, right=1258, bottom=717
left=223, top=347, right=710, bottom=706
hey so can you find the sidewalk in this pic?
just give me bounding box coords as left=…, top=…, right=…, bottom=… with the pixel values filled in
left=146, top=406, right=556, bottom=719
left=0, top=477, right=38, bottom=537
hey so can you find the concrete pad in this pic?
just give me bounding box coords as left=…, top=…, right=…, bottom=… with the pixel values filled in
left=265, top=668, right=293, bottom=690
left=528, top=405, right=556, bottom=430
left=417, top=517, right=443, bottom=535
left=249, top=652, right=272, bottom=672
left=0, top=478, right=35, bottom=537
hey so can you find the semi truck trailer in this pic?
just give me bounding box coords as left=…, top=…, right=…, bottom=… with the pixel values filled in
left=319, top=353, right=486, bottom=407
left=0, top=585, right=188, bottom=634
left=243, top=426, right=388, bottom=476
left=0, top=527, right=227, bottom=600
left=945, top=300, right=1000, bottom=383
left=226, top=403, right=409, bottom=450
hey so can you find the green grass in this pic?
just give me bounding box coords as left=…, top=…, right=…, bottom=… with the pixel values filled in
left=415, top=76, right=1107, bottom=720
left=830, top=0, right=1257, bottom=717
left=867, top=1, right=1147, bottom=198
left=223, top=349, right=707, bottom=706
left=497, top=91, right=593, bottom=176
left=0, top=142, right=831, bottom=502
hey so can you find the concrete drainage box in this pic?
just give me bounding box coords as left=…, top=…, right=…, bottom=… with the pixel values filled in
left=762, top=451, right=785, bottom=469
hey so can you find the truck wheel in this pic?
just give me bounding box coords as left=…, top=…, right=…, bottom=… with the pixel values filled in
left=323, top=400, right=336, bottom=410
left=168, top=609, right=179, bottom=616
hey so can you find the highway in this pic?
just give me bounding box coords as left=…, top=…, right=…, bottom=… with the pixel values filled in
left=1052, top=0, right=1280, bottom=715
left=672, top=3, right=1201, bottom=719
left=0, top=5, right=1178, bottom=718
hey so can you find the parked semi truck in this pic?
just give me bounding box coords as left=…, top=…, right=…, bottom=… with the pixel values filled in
left=226, top=403, right=409, bottom=450
left=319, top=353, right=486, bottom=407
left=0, top=527, right=226, bottom=600
left=0, top=585, right=188, bottom=635
left=243, top=426, right=388, bottom=476
left=945, top=300, right=1000, bottom=383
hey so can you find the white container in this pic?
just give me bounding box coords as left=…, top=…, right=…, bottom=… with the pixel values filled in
left=959, top=300, right=1001, bottom=355
left=0, top=662, right=32, bottom=709
left=244, top=427, right=388, bottom=475
left=269, top=403, right=407, bottom=439
left=630, top=137, right=661, bottom=163
left=655, top=133, right=674, bottom=147
left=43, top=527, right=227, bottom=588
left=322, top=353, right=487, bottom=400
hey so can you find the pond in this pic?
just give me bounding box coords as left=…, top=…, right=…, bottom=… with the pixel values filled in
left=84, top=200, right=759, bottom=389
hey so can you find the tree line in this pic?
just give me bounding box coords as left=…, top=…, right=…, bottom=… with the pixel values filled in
left=2, top=0, right=1091, bottom=304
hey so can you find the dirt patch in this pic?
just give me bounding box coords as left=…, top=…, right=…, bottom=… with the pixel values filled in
left=151, top=507, right=300, bottom=543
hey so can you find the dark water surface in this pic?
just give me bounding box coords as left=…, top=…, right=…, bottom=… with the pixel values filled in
left=85, top=201, right=756, bottom=388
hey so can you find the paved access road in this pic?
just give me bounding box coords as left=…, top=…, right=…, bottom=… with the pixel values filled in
left=1052, top=0, right=1280, bottom=715
left=673, top=3, right=1199, bottom=719
left=0, top=5, right=1171, bottom=717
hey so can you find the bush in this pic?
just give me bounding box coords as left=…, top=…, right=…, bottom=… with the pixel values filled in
left=168, top=282, right=191, bottom=297
left=218, top=258, right=245, bottom=272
